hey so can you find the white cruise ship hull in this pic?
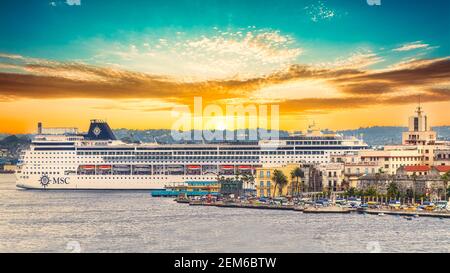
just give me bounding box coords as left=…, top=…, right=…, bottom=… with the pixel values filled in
left=16, top=173, right=220, bottom=190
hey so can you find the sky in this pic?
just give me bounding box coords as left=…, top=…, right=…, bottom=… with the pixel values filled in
left=0, top=0, right=449, bottom=133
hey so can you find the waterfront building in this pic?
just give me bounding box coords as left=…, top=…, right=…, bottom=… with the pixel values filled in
left=434, top=148, right=450, bottom=166
left=435, top=165, right=450, bottom=175
left=357, top=173, right=447, bottom=200
left=358, top=148, right=424, bottom=175
left=337, top=106, right=449, bottom=176
left=0, top=148, right=8, bottom=158
left=318, top=162, right=345, bottom=192
left=396, top=165, right=450, bottom=176
left=397, top=165, right=432, bottom=176
left=402, top=105, right=437, bottom=146
left=254, top=163, right=300, bottom=198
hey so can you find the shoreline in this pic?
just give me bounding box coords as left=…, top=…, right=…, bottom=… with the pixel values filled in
left=186, top=201, right=450, bottom=218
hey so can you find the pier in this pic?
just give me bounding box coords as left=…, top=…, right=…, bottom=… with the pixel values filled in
left=186, top=201, right=450, bottom=218
left=359, top=209, right=450, bottom=218
left=303, top=207, right=354, bottom=214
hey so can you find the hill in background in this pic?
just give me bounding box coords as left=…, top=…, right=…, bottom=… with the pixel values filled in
left=1, top=126, right=450, bottom=157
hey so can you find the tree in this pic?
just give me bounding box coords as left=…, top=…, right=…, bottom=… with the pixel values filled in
left=295, top=167, right=305, bottom=195
left=364, top=186, right=378, bottom=197
left=272, top=169, right=288, bottom=197
left=241, top=173, right=256, bottom=196
left=290, top=167, right=304, bottom=197
left=411, top=173, right=417, bottom=202
left=345, top=187, right=357, bottom=197
left=387, top=182, right=400, bottom=200
left=441, top=171, right=450, bottom=201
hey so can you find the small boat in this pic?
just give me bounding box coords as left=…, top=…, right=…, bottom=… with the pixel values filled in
left=378, top=212, right=385, bottom=216
left=404, top=216, right=413, bottom=220
left=175, top=193, right=190, bottom=204
left=413, top=214, right=419, bottom=218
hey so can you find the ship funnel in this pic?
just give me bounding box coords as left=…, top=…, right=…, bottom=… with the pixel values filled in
left=85, top=119, right=117, bottom=140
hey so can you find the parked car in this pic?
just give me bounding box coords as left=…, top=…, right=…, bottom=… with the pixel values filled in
left=419, top=201, right=436, bottom=211
left=367, top=201, right=380, bottom=209
left=335, top=198, right=347, bottom=206
left=388, top=200, right=401, bottom=209
left=435, top=200, right=448, bottom=210
left=347, top=197, right=361, bottom=208
left=271, top=197, right=288, bottom=205
left=315, top=198, right=330, bottom=207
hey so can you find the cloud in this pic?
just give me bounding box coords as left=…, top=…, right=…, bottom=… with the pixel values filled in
left=315, top=51, right=384, bottom=69
left=393, top=41, right=430, bottom=52
left=0, top=53, right=24, bottom=60
left=88, top=28, right=303, bottom=80
left=0, top=52, right=449, bottom=116
left=66, top=0, right=81, bottom=6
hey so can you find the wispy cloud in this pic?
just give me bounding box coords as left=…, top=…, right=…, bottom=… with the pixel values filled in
left=66, top=0, right=81, bottom=6
left=393, top=41, right=430, bottom=52
left=0, top=52, right=448, bottom=116
left=315, top=50, right=384, bottom=69
left=89, top=28, right=303, bottom=80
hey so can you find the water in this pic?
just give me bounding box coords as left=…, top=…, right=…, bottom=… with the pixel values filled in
left=0, top=174, right=449, bottom=253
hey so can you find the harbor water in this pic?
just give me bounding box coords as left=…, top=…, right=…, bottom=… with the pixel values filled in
left=0, top=174, right=448, bottom=253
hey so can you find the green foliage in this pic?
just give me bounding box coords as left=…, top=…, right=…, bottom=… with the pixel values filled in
left=387, top=182, right=400, bottom=199
left=345, top=187, right=357, bottom=197
left=364, top=187, right=378, bottom=196
left=271, top=169, right=288, bottom=196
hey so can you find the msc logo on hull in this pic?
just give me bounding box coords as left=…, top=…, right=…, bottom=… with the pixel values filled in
left=39, top=174, right=70, bottom=188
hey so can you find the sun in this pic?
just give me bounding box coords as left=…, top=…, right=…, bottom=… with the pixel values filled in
left=215, top=121, right=227, bottom=131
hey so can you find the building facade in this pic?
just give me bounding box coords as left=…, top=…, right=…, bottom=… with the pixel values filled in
left=255, top=163, right=301, bottom=198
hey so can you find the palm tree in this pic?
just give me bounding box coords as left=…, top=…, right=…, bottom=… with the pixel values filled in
left=240, top=173, right=255, bottom=196
left=247, top=173, right=255, bottom=194
left=290, top=167, right=304, bottom=197
left=290, top=170, right=297, bottom=196
left=387, top=181, right=399, bottom=200
left=272, top=169, right=288, bottom=197
left=441, top=171, right=450, bottom=201
left=410, top=172, right=418, bottom=203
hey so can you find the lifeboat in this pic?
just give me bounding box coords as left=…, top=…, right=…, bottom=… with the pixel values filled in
left=220, top=165, right=234, bottom=170
left=187, top=165, right=201, bottom=170
left=80, top=165, right=95, bottom=170
left=97, top=165, right=111, bottom=170
left=133, top=165, right=151, bottom=170
left=113, top=165, right=131, bottom=171
left=238, top=165, right=251, bottom=169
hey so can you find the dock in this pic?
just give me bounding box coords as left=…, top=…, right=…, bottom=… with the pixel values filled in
left=360, top=209, right=450, bottom=218
left=217, top=203, right=295, bottom=210
left=188, top=201, right=296, bottom=210
left=185, top=201, right=450, bottom=218
left=303, top=207, right=353, bottom=214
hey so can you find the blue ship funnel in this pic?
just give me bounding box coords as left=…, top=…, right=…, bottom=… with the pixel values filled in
left=85, top=120, right=117, bottom=140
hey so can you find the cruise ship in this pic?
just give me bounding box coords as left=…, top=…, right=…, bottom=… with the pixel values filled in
left=15, top=120, right=368, bottom=189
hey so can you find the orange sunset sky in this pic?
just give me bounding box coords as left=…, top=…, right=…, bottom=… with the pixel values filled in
left=0, top=1, right=449, bottom=134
